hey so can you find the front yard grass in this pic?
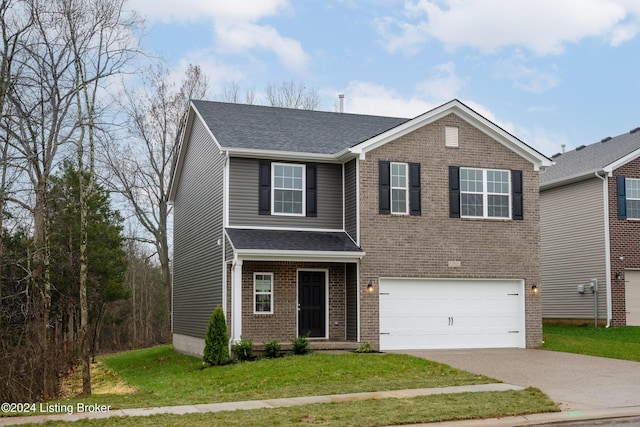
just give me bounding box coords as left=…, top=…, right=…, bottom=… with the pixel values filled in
left=7, top=345, right=560, bottom=426
left=19, top=388, right=558, bottom=427
left=542, top=324, right=640, bottom=361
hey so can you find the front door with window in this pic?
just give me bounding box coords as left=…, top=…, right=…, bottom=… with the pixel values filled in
left=298, top=271, right=326, bottom=338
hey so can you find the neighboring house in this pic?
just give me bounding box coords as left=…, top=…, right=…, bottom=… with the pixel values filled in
left=540, top=129, right=640, bottom=327
left=168, top=99, right=552, bottom=356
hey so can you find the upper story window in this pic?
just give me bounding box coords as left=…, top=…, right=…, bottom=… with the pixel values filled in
left=460, top=168, right=511, bottom=219
left=272, top=163, right=305, bottom=215
left=626, top=178, right=640, bottom=219
left=391, top=162, right=409, bottom=214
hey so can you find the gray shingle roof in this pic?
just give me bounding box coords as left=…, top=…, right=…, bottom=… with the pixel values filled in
left=191, top=100, right=408, bottom=155
left=225, top=228, right=362, bottom=252
left=540, top=129, right=640, bottom=187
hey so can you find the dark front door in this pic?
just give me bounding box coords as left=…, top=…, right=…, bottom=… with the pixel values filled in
left=298, top=271, right=326, bottom=338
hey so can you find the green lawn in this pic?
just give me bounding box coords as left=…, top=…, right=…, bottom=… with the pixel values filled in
left=542, top=324, right=640, bottom=361
left=18, top=388, right=557, bottom=427
left=5, top=345, right=561, bottom=426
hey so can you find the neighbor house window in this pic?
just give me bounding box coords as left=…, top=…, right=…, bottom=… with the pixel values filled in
left=254, top=273, right=273, bottom=314
left=272, top=163, right=305, bottom=215
left=391, top=162, right=408, bottom=214
left=460, top=168, right=511, bottom=219
left=626, top=178, right=640, bottom=219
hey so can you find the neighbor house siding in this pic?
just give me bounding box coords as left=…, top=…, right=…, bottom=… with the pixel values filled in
left=540, top=177, right=607, bottom=321
left=358, top=113, right=542, bottom=348
left=173, top=116, right=225, bottom=338
left=344, top=159, right=358, bottom=242
left=228, top=157, right=343, bottom=229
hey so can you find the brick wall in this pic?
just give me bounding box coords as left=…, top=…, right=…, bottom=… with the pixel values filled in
left=239, top=261, right=349, bottom=343
left=359, top=113, right=543, bottom=348
left=609, top=157, right=640, bottom=325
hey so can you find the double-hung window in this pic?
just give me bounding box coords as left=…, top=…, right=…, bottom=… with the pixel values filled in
left=254, top=273, right=273, bottom=314
left=460, top=168, right=511, bottom=219
left=626, top=178, right=640, bottom=219
left=390, top=162, right=409, bottom=214
left=272, top=163, right=305, bottom=215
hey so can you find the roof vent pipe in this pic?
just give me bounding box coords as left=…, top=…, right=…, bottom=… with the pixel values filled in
left=561, top=144, right=566, bottom=153
left=338, top=94, right=344, bottom=113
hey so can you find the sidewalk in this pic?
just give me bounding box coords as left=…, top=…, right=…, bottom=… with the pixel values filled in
left=2, top=383, right=640, bottom=426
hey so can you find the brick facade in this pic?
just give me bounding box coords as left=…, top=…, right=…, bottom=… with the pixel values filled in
left=609, top=156, right=640, bottom=325
left=238, top=261, right=356, bottom=343
left=358, top=113, right=543, bottom=348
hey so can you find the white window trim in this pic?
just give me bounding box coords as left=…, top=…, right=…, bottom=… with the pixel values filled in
left=626, top=178, right=640, bottom=220
left=253, top=272, right=274, bottom=314
left=390, top=162, right=409, bottom=215
left=271, top=162, right=306, bottom=216
left=460, top=168, right=511, bottom=219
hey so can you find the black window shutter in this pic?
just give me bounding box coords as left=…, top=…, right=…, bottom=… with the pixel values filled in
left=449, top=166, right=460, bottom=218
left=409, top=163, right=421, bottom=216
left=511, top=170, right=524, bottom=220
left=379, top=161, right=390, bottom=214
left=617, top=175, right=627, bottom=220
left=306, top=163, right=317, bottom=217
left=258, top=160, right=271, bottom=215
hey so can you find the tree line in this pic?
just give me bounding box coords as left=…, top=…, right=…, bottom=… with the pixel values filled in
left=0, top=0, right=320, bottom=403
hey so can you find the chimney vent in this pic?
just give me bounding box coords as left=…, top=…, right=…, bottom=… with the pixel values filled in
left=338, top=94, right=345, bottom=113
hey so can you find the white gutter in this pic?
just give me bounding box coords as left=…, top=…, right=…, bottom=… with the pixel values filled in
left=594, top=172, right=613, bottom=327
left=233, top=249, right=365, bottom=264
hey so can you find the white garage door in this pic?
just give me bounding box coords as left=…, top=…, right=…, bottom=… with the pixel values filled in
left=625, top=270, right=640, bottom=326
left=379, top=278, right=525, bottom=350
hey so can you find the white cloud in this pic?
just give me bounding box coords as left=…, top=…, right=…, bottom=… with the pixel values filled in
left=416, top=62, right=465, bottom=102
left=129, top=0, right=288, bottom=23
left=341, top=81, right=436, bottom=117
left=378, top=0, right=640, bottom=56
left=128, top=0, right=309, bottom=71
left=494, top=53, right=560, bottom=93
left=214, top=22, right=309, bottom=71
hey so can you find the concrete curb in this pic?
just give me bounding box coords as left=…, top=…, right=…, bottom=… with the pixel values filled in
left=404, top=406, right=640, bottom=426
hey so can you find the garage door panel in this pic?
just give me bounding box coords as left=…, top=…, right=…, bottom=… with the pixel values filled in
left=379, top=278, right=525, bottom=350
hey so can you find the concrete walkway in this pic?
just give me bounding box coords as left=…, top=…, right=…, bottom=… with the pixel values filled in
left=0, top=383, right=522, bottom=425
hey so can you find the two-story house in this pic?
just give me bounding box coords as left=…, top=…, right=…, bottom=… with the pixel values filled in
left=169, top=99, right=552, bottom=356
left=540, top=129, right=640, bottom=327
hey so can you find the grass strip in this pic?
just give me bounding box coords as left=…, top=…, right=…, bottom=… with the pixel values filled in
left=18, top=388, right=559, bottom=427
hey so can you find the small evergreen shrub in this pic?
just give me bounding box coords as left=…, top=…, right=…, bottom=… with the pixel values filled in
left=263, top=339, right=281, bottom=358
left=203, top=306, right=229, bottom=366
left=291, top=333, right=310, bottom=355
left=232, top=336, right=253, bottom=361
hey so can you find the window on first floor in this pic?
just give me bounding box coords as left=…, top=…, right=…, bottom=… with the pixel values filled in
left=460, top=168, right=511, bottom=219
left=254, top=272, right=273, bottom=314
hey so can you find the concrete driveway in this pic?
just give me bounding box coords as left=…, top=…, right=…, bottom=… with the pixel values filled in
left=399, top=348, right=640, bottom=411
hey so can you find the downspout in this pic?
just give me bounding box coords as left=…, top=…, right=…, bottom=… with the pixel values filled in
left=595, top=172, right=613, bottom=327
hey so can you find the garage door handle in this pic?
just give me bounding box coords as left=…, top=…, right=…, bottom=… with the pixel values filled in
left=380, top=332, right=390, bottom=335
left=448, top=317, right=454, bottom=326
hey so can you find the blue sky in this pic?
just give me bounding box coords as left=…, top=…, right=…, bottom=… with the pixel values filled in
left=128, top=0, right=640, bottom=156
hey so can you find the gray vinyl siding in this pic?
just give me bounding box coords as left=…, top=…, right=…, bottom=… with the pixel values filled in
left=173, top=116, right=225, bottom=338
left=540, top=177, right=608, bottom=320
left=228, top=157, right=343, bottom=229
left=344, top=159, right=357, bottom=242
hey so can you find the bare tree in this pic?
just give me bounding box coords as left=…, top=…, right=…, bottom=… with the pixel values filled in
left=104, top=63, right=208, bottom=336
left=265, top=79, right=319, bottom=109
left=218, top=81, right=255, bottom=105
left=62, top=0, right=139, bottom=396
